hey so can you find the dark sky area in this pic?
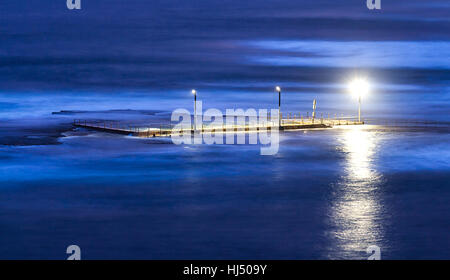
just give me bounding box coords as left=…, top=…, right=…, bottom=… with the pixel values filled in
left=0, top=0, right=449, bottom=91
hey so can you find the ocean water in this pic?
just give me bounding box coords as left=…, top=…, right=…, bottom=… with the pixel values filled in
left=0, top=0, right=449, bottom=259
left=0, top=115, right=449, bottom=259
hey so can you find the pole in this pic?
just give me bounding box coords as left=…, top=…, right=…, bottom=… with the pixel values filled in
left=194, top=92, right=197, bottom=130
left=312, top=99, right=316, bottom=124
left=278, top=89, right=281, bottom=127
left=358, top=95, right=361, bottom=122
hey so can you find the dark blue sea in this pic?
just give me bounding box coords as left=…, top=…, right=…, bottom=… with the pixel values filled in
left=0, top=0, right=449, bottom=259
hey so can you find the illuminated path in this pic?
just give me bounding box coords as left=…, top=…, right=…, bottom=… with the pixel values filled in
left=73, top=118, right=364, bottom=138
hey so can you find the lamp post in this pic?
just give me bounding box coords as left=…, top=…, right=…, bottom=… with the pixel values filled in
left=275, top=86, right=281, bottom=127
left=192, top=89, right=197, bottom=130
left=312, top=99, right=317, bottom=124
left=349, top=79, right=369, bottom=123
left=358, top=95, right=361, bottom=122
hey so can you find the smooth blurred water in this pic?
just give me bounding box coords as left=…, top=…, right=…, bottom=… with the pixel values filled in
left=0, top=122, right=449, bottom=259
left=0, top=0, right=449, bottom=259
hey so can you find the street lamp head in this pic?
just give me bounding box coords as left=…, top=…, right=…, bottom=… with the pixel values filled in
left=275, top=86, right=281, bottom=92
left=348, top=78, right=369, bottom=99
left=191, top=89, right=196, bottom=95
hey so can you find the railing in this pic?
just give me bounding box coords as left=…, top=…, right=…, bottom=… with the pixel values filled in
left=279, top=112, right=362, bottom=126
left=73, top=112, right=366, bottom=138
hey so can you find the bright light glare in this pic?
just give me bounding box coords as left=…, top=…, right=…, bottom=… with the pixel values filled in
left=191, top=89, right=196, bottom=95
left=348, top=78, right=369, bottom=98
left=275, top=86, right=281, bottom=92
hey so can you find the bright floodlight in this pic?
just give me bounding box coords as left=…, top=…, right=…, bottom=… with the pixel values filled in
left=191, top=89, right=196, bottom=95
left=275, top=86, right=281, bottom=92
left=349, top=78, right=369, bottom=98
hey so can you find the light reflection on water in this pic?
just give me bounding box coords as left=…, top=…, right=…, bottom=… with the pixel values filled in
left=328, top=126, right=385, bottom=259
